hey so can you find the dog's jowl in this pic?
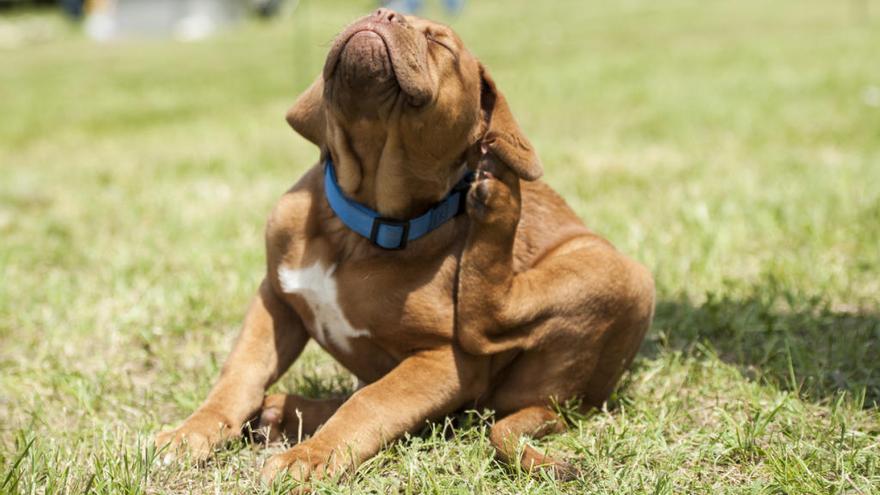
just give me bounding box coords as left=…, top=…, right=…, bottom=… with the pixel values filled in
left=156, top=8, right=655, bottom=484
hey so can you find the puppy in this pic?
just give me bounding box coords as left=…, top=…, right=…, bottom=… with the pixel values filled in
left=156, top=9, right=655, bottom=484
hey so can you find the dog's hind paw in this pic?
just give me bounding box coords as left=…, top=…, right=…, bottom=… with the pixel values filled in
left=466, top=158, right=521, bottom=227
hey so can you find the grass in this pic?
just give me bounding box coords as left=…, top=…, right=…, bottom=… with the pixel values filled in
left=1, top=0, right=879, bottom=492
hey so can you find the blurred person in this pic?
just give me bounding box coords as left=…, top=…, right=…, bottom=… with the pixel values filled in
left=79, top=0, right=262, bottom=41
left=60, top=0, right=85, bottom=18
left=83, top=0, right=113, bottom=40
left=382, top=0, right=464, bottom=15
left=253, top=0, right=288, bottom=18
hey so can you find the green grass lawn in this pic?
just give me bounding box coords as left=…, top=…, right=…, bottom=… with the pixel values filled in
left=2, top=0, right=879, bottom=493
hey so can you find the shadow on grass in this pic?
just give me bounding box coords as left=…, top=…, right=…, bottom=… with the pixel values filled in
left=644, top=283, right=880, bottom=408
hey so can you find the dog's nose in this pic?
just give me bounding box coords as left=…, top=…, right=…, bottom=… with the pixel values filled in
left=374, top=8, right=406, bottom=25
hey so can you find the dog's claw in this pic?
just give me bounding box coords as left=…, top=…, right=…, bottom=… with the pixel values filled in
left=261, top=441, right=343, bottom=487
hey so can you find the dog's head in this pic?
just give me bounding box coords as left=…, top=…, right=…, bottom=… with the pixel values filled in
left=287, top=9, right=541, bottom=216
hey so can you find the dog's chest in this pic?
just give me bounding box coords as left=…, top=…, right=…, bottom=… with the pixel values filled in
left=277, top=263, right=369, bottom=353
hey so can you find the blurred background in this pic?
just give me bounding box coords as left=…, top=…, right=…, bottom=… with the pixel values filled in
left=1, top=1, right=878, bottom=493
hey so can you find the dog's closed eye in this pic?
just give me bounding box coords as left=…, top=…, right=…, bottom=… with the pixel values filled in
left=425, top=32, right=457, bottom=58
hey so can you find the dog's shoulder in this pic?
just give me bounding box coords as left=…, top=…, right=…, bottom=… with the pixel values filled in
left=264, top=163, right=328, bottom=266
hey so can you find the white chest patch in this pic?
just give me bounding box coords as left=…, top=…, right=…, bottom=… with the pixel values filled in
left=277, top=262, right=369, bottom=353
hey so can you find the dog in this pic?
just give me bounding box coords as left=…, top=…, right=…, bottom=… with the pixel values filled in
left=155, top=8, right=655, bottom=485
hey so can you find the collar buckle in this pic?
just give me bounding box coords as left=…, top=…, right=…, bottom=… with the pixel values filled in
left=370, top=217, right=410, bottom=250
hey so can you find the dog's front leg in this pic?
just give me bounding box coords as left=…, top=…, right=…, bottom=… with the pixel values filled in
left=260, top=348, right=484, bottom=485
left=155, top=278, right=309, bottom=462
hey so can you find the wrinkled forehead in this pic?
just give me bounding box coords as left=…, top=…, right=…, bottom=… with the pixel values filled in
left=405, top=16, right=464, bottom=44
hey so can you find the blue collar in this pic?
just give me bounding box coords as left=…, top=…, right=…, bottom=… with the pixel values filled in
left=323, top=158, right=474, bottom=250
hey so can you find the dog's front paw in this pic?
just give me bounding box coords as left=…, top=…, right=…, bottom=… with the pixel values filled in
left=467, top=159, right=521, bottom=227
left=154, top=410, right=235, bottom=465
left=261, top=441, right=345, bottom=486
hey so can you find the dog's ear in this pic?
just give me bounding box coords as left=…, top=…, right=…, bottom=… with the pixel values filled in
left=479, top=64, right=543, bottom=181
left=286, top=76, right=326, bottom=147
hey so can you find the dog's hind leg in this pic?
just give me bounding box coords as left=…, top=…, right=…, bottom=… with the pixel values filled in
left=459, top=159, right=654, bottom=358
left=257, top=394, right=347, bottom=443
left=489, top=406, right=578, bottom=480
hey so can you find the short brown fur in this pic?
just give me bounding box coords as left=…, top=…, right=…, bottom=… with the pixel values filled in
left=156, top=9, right=655, bottom=486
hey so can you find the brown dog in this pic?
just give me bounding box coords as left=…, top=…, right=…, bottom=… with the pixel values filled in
left=155, top=9, right=655, bottom=485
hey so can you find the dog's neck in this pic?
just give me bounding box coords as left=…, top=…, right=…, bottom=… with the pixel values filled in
left=327, top=145, right=470, bottom=220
